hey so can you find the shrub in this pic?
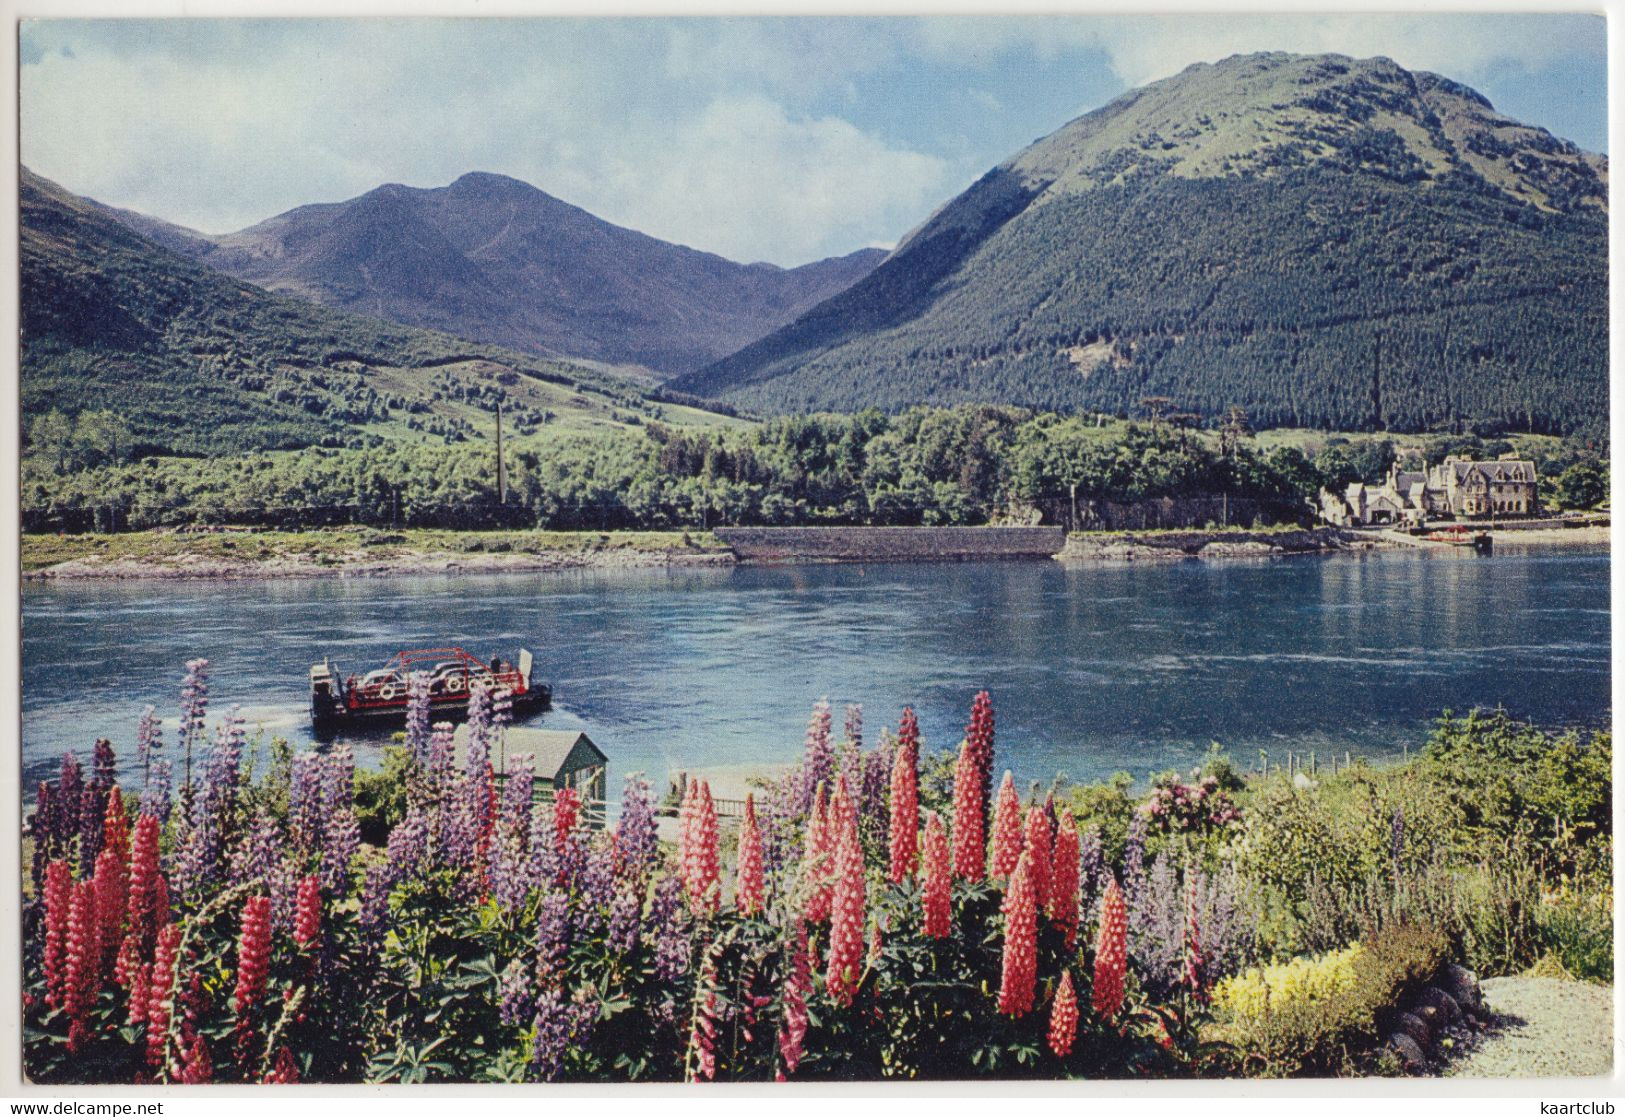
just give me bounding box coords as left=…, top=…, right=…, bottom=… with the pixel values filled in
left=1537, top=884, right=1613, bottom=983
left=1209, top=922, right=1449, bottom=1077
left=354, top=746, right=411, bottom=846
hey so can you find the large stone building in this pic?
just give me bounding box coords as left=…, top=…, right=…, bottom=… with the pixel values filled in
left=1320, top=457, right=1538, bottom=526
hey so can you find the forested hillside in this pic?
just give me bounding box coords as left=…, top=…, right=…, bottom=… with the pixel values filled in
left=677, top=53, right=1608, bottom=438
left=21, top=168, right=731, bottom=460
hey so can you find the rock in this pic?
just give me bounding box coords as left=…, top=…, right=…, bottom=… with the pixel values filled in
left=1387, top=1032, right=1428, bottom=1072
left=1414, top=986, right=1464, bottom=1029
left=1393, top=1011, right=1432, bottom=1048
left=1439, top=964, right=1484, bottom=1013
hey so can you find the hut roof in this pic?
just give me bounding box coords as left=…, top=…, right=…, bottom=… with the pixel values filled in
left=452, top=725, right=606, bottom=781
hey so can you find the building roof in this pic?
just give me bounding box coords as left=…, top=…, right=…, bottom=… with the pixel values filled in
left=452, top=724, right=606, bottom=780
left=1445, top=458, right=1536, bottom=484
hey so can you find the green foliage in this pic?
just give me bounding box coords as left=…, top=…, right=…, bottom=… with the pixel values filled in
left=23, top=408, right=1318, bottom=533
left=354, top=747, right=413, bottom=846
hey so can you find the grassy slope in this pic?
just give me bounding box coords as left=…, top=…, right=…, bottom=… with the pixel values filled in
left=21, top=168, right=749, bottom=458
left=21, top=527, right=729, bottom=573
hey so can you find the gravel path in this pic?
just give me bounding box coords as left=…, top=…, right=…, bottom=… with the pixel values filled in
left=1445, top=977, right=1614, bottom=1078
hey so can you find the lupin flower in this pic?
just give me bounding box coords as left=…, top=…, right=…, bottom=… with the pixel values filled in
left=651, top=872, right=691, bottom=983
left=404, top=672, right=433, bottom=764
left=1093, top=877, right=1128, bottom=1020
left=1078, top=825, right=1105, bottom=928
left=232, top=895, right=272, bottom=1018
left=553, top=787, right=581, bottom=849
left=775, top=923, right=813, bottom=1080
left=63, top=878, right=102, bottom=1050
left=824, top=792, right=866, bottom=1007
left=93, top=843, right=129, bottom=973
left=529, top=986, right=593, bottom=1083
left=177, top=658, right=210, bottom=787
left=606, top=877, right=643, bottom=954
left=1049, top=809, right=1082, bottom=949
left=288, top=754, right=325, bottom=857
left=128, top=962, right=151, bottom=1029
left=921, top=812, right=952, bottom=938
left=140, top=759, right=172, bottom=825
left=680, top=780, right=720, bottom=916
left=83, top=740, right=117, bottom=865
left=949, top=744, right=985, bottom=882
left=965, top=690, right=995, bottom=814
left=614, top=775, right=658, bottom=882
left=490, top=755, right=536, bottom=911
left=860, top=727, right=893, bottom=826
left=886, top=732, right=919, bottom=883
left=43, top=859, right=72, bottom=1008
left=264, top=1047, right=300, bottom=1085
left=1123, top=811, right=1148, bottom=930
left=802, top=783, right=834, bottom=922
left=898, top=705, right=922, bottom=755
left=1391, top=805, right=1406, bottom=865
left=498, top=957, right=535, bottom=1028
left=1182, top=879, right=1207, bottom=1003
left=1022, top=806, right=1053, bottom=913
left=92, top=737, right=117, bottom=792
left=998, top=851, right=1037, bottom=1017
left=735, top=793, right=765, bottom=917
left=1048, top=971, right=1079, bottom=1057
left=135, top=705, right=163, bottom=778
left=29, top=782, right=59, bottom=896
left=177, top=1032, right=213, bottom=1084
left=799, top=700, right=834, bottom=812
left=575, top=837, right=616, bottom=937
left=293, top=875, right=323, bottom=950
left=686, top=958, right=720, bottom=1082
left=988, top=772, right=1024, bottom=883
left=57, top=753, right=84, bottom=855
left=426, top=722, right=456, bottom=788
left=534, top=890, right=571, bottom=979
left=145, top=924, right=181, bottom=1069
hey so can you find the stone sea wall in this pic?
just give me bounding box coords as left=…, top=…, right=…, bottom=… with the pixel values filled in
left=714, top=526, right=1067, bottom=563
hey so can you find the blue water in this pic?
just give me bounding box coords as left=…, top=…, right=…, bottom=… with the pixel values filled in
left=19, top=545, right=1611, bottom=795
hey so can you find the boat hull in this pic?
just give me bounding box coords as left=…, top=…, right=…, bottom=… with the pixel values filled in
left=312, top=683, right=551, bottom=736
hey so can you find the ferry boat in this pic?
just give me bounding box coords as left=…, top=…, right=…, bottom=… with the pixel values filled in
left=1424, top=525, right=1493, bottom=551
left=309, top=646, right=550, bottom=733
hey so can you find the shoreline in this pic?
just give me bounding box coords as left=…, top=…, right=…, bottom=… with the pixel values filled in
left=22, top=522, right=1607, bottom=581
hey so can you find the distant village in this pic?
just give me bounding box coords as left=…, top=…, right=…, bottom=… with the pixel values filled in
left=1320, top=456, right=1539, bottom=527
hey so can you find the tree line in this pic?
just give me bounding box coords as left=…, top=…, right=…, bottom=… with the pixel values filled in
left=22, top=403, right=1607, bottom=535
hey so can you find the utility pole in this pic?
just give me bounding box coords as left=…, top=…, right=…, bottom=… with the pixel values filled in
left=496, top=402, right=506, bottom=505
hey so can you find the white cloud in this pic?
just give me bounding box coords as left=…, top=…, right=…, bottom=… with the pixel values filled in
left=20, top=19, right=947, bottom=265
left=19, top=14, right=1605, bottom=265
left=910, top=12, right=1603, bottom=97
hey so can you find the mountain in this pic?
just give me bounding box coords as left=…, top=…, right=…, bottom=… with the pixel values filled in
left=674, top=53, right=1608, bottom=436
left=20, top=168, right=726, bottom=458
left=109, top=172, right=884, bottom=376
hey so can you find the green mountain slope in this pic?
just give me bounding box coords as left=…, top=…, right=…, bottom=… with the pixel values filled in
left=21, top=168, right=732, bottom=458
left=675, top=53, right=1608, bottom=435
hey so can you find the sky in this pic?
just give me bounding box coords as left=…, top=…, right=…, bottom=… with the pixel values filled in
left=19, top=13, right=1608, bottom=267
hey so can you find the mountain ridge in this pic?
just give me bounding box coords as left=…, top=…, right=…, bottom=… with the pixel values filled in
left=93, top=170, right=885, bottom=375
left=675, top=51, right=1607, bottom=435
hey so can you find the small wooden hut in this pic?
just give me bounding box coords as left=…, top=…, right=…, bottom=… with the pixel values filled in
left=453, top=725, right=609, bottom=812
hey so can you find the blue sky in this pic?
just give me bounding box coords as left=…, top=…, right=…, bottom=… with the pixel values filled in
left=20, top=14, right=1607, bottom=267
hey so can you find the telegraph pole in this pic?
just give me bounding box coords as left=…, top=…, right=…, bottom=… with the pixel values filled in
left=496, top=402, right=506, bottom=505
